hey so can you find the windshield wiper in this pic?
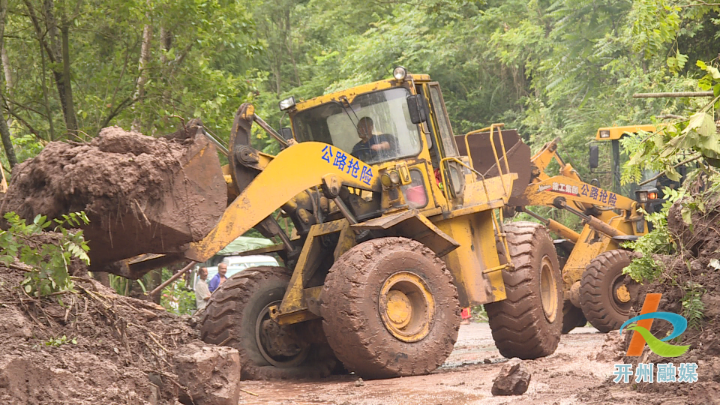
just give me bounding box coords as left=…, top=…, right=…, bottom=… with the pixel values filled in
left=336, top=96, right=361, bottom=131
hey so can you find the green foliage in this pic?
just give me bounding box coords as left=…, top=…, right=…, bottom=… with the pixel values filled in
left=0, top=212, right=90, bottom=297
left=3, top=0, right=261, bottom=158
left=159, top=269, right=195, bottom=315
left=108, top=274, right=146, bottom=296
left=45, top=335, right=78, bottom=347
left=623, top=188, right=683, bottom=282
left=621, top=58, right=720, bottom=183
left=681, top=283, right=705, bottom=330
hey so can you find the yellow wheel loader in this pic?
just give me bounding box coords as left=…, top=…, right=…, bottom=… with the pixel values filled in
left=510, top=125, right=675, bottom=334
left=154, top=68, right=564, bottom=380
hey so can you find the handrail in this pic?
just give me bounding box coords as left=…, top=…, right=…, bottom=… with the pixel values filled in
left=438, top=156, right=490, bottom=203
left=460, top=123, right=514, bottom=267
left=462, top=123, right=511, bottom=198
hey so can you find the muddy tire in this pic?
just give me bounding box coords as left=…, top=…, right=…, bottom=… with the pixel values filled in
left=486, top=222, right=562, bottom=359
left=320, top=237, right=460, bottom=379
left=579, top=250, right=636, bottom=333
left=199, top=266, right=337, bottom=380
left=561, top=300, right=587, bottom=334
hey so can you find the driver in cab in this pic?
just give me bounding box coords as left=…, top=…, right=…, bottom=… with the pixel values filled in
left=351, top=117, right=395, bottom=162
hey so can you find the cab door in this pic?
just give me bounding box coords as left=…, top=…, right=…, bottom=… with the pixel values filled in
left=426, top=82, right=465, bottom=203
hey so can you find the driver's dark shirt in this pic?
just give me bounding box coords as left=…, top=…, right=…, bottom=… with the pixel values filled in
left=351, top=134, right=395, bottom=162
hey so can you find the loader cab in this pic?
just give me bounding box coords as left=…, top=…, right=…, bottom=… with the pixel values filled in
left=589, top=125, right=683, bottom=213
left=282, top=68, right=466, bottom=217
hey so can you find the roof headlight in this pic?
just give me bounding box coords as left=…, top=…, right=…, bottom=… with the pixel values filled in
left=393, top=66, right=408, bottom=81
left=278, top=96, right=296, bottom=111
left=636, top=190, right=648, bottom=203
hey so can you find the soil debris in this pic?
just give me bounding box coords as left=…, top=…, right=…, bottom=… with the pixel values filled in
left=0, top=123, right=227, bottom=275
left=0, top=257, right=241, bottom=404
left=620, top=197, right=720, bottom=403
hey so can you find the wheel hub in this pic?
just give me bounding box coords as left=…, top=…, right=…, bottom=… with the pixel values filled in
left=615, top=285, right=631, bottom=303
left=379, top=272, right=434, bottom=343
left=255, top=301, right=309, bottom=367
left=539, top=255, right=558, bottom=322
left=386, top=290, right=413, bottom=328
left=609, top=273, right=638, bottom=316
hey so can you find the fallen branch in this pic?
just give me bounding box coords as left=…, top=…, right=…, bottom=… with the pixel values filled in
left=240, top=388, right=259, bottom=397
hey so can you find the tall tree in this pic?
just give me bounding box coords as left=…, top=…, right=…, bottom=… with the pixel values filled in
left=0, top=0, right=17, bottom=167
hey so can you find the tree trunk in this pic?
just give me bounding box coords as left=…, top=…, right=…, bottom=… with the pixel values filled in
left=42, top=0, right=75, bottom=134
left=1, top=45, right=11, bottom=127
left=1, top=46, right=10, bottom=93
left=132, top=22, right=152, bottom=132
left=284, top=9, right=301, bottom=87
left=60, top=23, right=78, bottom=134
left=0, top=0, right=17, bottom=167
left=149, top=268, right=162, bottom=304
left=39, top=31, right=55, bottom=141
left=159, top=27, right=172, bottom=105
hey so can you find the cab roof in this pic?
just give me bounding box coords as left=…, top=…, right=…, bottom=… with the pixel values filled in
left=595, top=125, right=656, bottom=141
left=293, top=74, right=431, bottom=111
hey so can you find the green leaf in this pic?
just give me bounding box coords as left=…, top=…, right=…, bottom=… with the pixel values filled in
left=706, top=65, right=720, bottom=80
left=681, top=207, right=693, bottom=226
left=665, top=167, right=682, bottom=182
left=683, top=112, right=716, bottom=138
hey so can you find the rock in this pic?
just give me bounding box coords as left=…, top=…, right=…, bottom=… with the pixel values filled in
left=173, top=343, right=241, bottom=405
left=491, top=359, right=531, bottom=396
left=354, top=378, right=365, bottom=387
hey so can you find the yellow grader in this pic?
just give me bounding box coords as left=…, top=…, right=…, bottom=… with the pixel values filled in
left=170, top=67, right=563, bottom=379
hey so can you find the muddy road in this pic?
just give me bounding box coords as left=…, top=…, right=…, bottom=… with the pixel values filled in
left=237, top=323, right=658, bottom=405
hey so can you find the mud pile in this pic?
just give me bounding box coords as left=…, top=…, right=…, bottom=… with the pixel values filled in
left=0, top=124, right=227, bottom=272
left=0, top=262, right=241, bottom=405
left=621, top=197, right=720, bottom=402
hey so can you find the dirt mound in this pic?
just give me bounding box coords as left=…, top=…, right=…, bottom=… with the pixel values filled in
left=621, top=198, right=720, bottom=402
left=0, top=124, right=227, bottom=274
left=0, top=263, right=241, bottom=405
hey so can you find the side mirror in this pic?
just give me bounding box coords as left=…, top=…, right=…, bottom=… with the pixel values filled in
left=407, top=94, right=430, bottom=124
left=280, top=127, right=293, bottom=141
left=589, top=145, right=599, bottom=169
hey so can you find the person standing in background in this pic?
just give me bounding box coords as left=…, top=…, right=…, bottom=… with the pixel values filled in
left=208, top=262, right=228, bottom=293
left=194, top=267, right=211, bottom=311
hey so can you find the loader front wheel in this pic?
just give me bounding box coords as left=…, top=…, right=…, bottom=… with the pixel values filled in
left=320, top=237, right=460, bottom=379
left=199, top=267, right=337, bottom=380
left=486, top=222, right=562, bottom=359
left=580, top=250, right=637, bottom=333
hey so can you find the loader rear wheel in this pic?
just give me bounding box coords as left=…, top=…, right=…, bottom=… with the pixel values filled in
left=320, top=237, right=460, bottom=379
left=199, top=266, right=337, bottom=380
left=486, top=222, right=562, bottom=359
left=580, top=250, right=637, bottom=333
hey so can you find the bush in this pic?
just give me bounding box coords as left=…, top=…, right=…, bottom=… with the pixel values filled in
left=0, top=212, right=90, bottom=297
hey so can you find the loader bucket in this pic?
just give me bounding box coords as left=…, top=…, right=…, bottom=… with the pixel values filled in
left=455, top=129, right=532, bottom=200
left=84, top=132, right=228, bottom=273
left=1, top=123, right=228, bottom=278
